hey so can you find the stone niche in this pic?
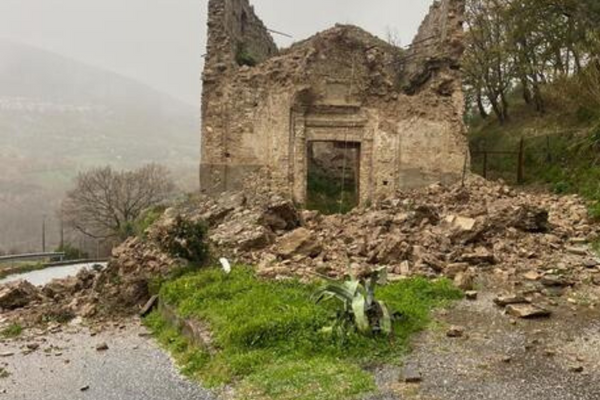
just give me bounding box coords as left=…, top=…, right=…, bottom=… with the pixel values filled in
left=200, top=0, right=469, bottom=207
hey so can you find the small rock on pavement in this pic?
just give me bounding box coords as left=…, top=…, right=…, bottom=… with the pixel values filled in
left=569, top=365, right=584, bottom=373
left=454, top=271, right=475, bottom=291
left=465, top=291, right=478, bottom=300
left=506, top=304, right=551, bottom=319
left=402, top=364, right=422, bottom=383
left=494, top=294, right=529, bottom=307
left=26, top=343, right=40, bottom=351
left=447, top=326, right=466, bottom=338
left=95, top=343, right=109, bottom=352
left=80, top=385, right=90, bottom=392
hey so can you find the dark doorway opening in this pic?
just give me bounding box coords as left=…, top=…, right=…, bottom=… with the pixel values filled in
left=306, top=141, right=360, bottom=214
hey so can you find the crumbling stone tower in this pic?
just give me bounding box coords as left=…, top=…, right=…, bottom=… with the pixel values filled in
left=200, top=0, right=468, bottom=206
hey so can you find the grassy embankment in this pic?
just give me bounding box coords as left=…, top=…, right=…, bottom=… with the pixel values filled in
left=0, top=262, right=46, bottom=280
left=145, top=267, right=462, bottom=400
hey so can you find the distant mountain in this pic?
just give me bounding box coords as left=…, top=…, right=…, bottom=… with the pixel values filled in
left=0, top=39, right=199, bottom=171
left=0, top=40, right=199, bottom=252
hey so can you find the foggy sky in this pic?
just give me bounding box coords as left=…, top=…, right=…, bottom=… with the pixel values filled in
left=0, top=0, right=433, bottom=107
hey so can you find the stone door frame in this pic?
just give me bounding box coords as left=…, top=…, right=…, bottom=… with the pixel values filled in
left=290, top=105, right=373, bottom=207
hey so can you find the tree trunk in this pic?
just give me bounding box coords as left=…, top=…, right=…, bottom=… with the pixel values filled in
left=477, top=90, right=488, bottom=119
left=521, top=77, right=532, bottom=105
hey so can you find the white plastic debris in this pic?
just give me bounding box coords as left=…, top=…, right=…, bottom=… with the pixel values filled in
left=219, top=258, right=232, bottom=274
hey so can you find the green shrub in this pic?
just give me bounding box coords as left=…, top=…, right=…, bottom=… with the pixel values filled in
left=236, top=44, right=257, bottom=67
left=135, top=206, right=166, bottom=237
left=552, top=181, right=570, bottom=194
left=159, top=216, right=209, bottom=264
left=55, top=244, right=88, bottom=261
left=306, top=167, right=357, bottom=215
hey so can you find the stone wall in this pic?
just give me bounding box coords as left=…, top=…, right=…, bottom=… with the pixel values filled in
left=200, top=0, right=469, bottom=206
left=205, top=0, right=277, bottom=69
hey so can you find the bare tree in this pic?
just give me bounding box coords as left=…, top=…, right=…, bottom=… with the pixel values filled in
left=61, top=164, right=175, bottom=241
left=385, top=27, right=402, bottom=48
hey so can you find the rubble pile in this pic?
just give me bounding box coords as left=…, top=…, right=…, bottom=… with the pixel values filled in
left=1, top=175, right=599, bottom=327
left=190, top=176, right=600, bottom=305
left=0, top=238, right=178, bottom=326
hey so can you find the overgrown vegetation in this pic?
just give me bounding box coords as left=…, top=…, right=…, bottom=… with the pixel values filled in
left=1, top=323, right=24, bottom=338
left=145, top=267, right=461, bottom=399
left=236, top=44, right=258, bottom=67
left=306, top=167, right=358, bottom=215
left=469, top=76, right=600, bottom=218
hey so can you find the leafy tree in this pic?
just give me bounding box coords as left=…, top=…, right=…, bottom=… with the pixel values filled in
left=463, top=0, right=600, bottom=121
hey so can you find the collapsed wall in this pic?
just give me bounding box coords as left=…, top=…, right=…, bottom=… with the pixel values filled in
left=200, top=0, right=468, bottom=206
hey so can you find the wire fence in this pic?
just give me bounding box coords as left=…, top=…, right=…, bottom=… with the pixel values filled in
left=469, top=130, right=583, bottom=185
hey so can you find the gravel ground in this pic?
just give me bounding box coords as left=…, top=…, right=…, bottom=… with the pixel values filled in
left=0, top=321, right=215, bottom=400
left=394, top=292, right=600, bottom=400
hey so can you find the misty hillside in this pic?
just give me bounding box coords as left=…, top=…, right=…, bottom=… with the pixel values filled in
left=0, top=40, right=200, bottom=251
left=0, top=40, right=199, bottom=174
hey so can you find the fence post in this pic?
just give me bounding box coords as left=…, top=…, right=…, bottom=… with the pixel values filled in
left=517, top=137, right=525, bottom=185
left=482, top=150, right=488, bottom=179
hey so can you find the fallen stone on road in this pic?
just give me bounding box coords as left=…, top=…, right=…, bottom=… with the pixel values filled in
left=506, top=304, right=552, bottom=319
left=0, top=281, right=40, bottom=310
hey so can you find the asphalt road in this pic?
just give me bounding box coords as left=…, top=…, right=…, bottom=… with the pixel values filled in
left=0, top=321, right=215, bottom=400
left=401, top=294, right=600, bottom=400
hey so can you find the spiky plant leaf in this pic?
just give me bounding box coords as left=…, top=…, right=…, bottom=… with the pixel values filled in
left=351, top=294, right=370, bottom=334
left=313, top=283, right=353, bottom=304
left=378, top=301, right=393, bottom=336
left=343, top=280, right=360, bottom=298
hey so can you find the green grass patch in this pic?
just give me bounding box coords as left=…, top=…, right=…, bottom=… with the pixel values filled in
left=145, top=267, right=461, bottom=400
left=1, top=323, right=24, bottom=338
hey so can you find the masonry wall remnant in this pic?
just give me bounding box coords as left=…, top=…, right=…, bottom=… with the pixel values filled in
left=200, top=0, right=468, bottom=206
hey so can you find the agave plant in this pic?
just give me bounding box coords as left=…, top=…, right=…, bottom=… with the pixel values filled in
left=313, top=267, right=395, bottom=337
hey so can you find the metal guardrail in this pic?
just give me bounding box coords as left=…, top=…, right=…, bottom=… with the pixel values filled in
left=0, top=252, right=66, bottom=264
left=45, top=258, right=109, bottom=267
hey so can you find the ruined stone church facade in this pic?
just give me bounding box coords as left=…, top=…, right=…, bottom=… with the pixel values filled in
left=200, top=0, right=468, bottom=205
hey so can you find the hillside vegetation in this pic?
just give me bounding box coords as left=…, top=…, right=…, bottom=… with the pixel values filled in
left=468, top=73, right=600, bottom=217
left=463, top=0, right=600, bottom=216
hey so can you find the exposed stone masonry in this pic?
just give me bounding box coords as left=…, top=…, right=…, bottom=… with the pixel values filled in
left=200, top=0, right=469, bottom=206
